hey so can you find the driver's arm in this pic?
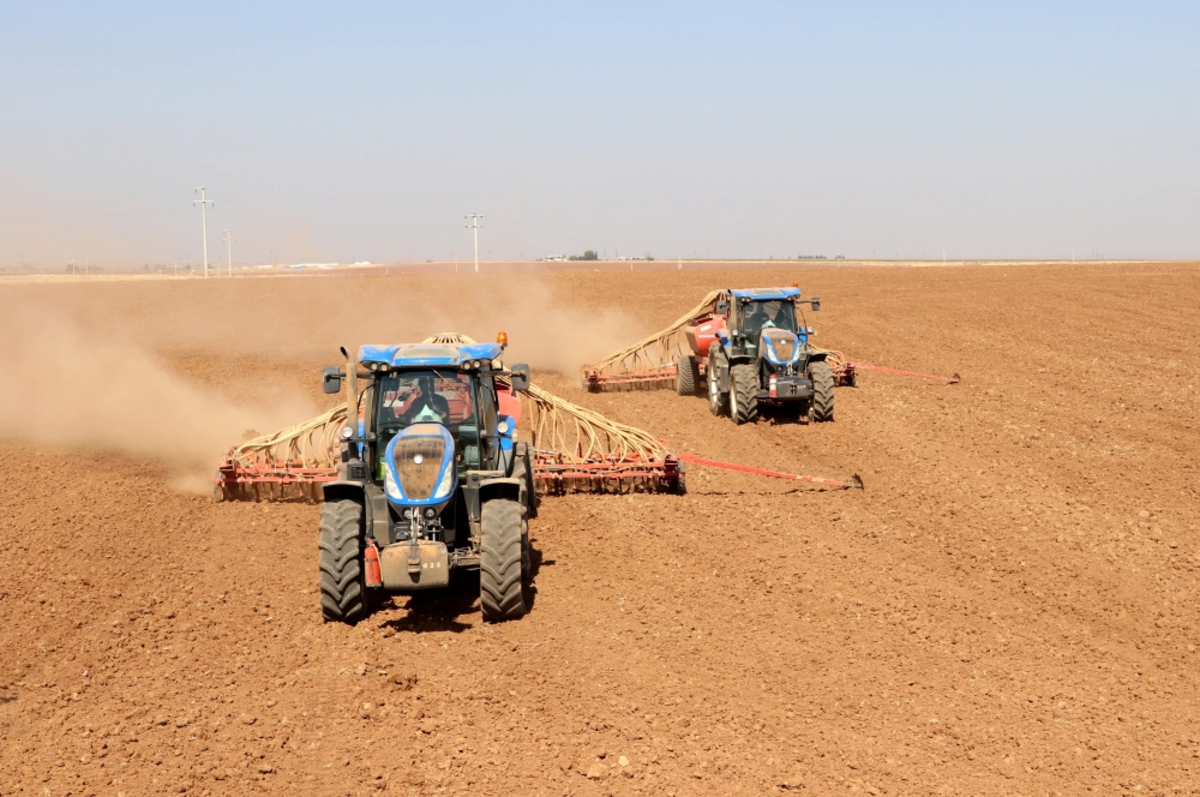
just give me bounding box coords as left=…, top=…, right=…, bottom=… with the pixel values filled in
left=432, top=393, right=450, bottom=421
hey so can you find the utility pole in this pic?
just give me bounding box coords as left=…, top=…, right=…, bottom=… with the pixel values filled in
left=465, top=214, right=483, bottom=273
left=222, top=229, right=235, bottom=276
left=193, top=187, right=214, bottom=277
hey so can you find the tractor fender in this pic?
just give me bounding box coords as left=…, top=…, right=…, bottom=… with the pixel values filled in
left=724, top=353, right=755, bottom=390
left=513, top=442, right=538, bottom=519
left=322, top=480, right=366, bottom=505
left=479, top=477, right=524, bottom=509
left=321, top=481, right=387, bottom=545
left=807, top=350, right=829, bottom=362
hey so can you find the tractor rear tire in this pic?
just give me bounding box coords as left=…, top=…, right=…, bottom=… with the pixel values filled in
left=708, top=356, right=728, bottom=416
left=675, top=355, right=700, bottom=396
left=510, top=445, right=538, bottom=519
left=480, top=499, right=527, bottom=622
left=318, top=500, right=368, bottom=624
left=521, top=518, right=532, bottom=583
left=730, top=364, right=759, bottom=424
left=809, top=360, right=835, bottom=422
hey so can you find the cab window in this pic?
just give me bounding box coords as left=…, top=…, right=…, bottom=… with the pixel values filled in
left=376, top=370, right=478, bottom=457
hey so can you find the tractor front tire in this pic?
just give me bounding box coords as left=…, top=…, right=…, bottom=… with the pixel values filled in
left=708, top=356, right=728, bottom=416
left=809, top=360, right=835, bottom=422
left=730, top=364, right=759, bottom=424
left=318, top=500, right=368, bottom=624
left=675, top=355, right=700, bottom=396
left=480, top=499, right=527, bottom=622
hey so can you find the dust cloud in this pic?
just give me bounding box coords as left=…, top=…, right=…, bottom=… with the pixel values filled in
left=0, top=273, right=646, bottom=489
left=420, top=277, right=640, bottom=374
left=31, top=271, right=649, bottom=377
left=0, top=308, right=314, bottom=489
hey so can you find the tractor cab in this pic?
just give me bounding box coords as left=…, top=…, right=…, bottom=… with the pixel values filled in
left=374, top=367, right=500, bottom=476
left=723, top=288, right=811, bottom=359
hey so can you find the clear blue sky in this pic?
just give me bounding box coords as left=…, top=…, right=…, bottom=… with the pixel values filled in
left=1, top=1, right=1196, bottom=265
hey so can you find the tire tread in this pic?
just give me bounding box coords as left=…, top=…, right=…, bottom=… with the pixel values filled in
left=480, top=499, right=527, bottom=621
left=318, top=500, right=368, bottom=623
left=809, top=360, right=835, bottom=422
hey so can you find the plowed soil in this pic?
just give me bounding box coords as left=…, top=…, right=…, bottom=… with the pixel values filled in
left=2, top=262, right=1199, bottom=795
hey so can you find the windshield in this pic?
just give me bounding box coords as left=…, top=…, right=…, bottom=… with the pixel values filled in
left=375, top=369, right=490, bottom=472
left=741, top=299, right=796, bottom=341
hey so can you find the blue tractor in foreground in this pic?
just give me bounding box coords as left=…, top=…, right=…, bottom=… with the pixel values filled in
left=682, top=287, right=833, bottom=425
left=318, top=334, right=537, bottom=623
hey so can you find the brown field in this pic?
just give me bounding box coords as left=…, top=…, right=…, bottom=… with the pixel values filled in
left=1, top=262, right=1198, bottom=795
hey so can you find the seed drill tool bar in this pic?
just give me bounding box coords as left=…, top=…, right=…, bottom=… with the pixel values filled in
left=676, top=453, right=864, bottom=490
left=849, top=362, right=960, bottom=384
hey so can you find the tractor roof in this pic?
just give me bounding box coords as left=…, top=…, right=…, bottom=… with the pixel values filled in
left=729, top=287, right=801, bottom=300
left=358, top=342, right=504, bottom=368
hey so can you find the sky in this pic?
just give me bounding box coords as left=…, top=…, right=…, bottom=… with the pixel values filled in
left=0, top=1, right=1197, bottom=266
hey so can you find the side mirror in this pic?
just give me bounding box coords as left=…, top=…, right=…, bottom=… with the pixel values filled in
left=322, top=366, right=343, bottom=394
left=715, top=299, right=729, bottom=315
left=810, top=297, right=821, bottom=311
left=509, top=363, right=531, bottom=392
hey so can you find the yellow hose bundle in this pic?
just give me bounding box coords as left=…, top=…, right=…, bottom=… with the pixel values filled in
left=224, top=333, right=668, bottom=473
left=586, top=290, right=721, bottom=376
left=510, top=379, right=667, bottom=462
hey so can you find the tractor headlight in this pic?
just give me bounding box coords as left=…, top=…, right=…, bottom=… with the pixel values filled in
left=433, top=462, right=455, bottom=500
left=423, top=507, right=436, bottom=519
left=384, top=466, right=404, bottom=501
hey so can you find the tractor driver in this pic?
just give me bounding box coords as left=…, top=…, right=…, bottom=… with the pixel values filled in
left=399, top=372, right=451, bottom=425
left=745, top=300, right=785, bottom=337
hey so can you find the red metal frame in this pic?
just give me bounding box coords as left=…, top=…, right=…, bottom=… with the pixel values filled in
left=582, top=360, right=858, bottom=392
left=580, top=366, right=676, bottom=392
left=214, top=451, right=684, bottom=502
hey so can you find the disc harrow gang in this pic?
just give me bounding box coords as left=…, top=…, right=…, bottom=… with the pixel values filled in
left=215, top=379, right=685, bottom=502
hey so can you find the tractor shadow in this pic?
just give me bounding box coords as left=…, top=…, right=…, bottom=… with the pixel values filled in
left=375, top=540, right=548, bottom=633
left=524, top=540, right=549, bottom=613
left=758, top=407, right=814, bottom=426
left=376, top=575, right=479, bottom=634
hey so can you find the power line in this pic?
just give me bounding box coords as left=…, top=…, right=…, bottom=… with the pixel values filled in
left=222, top=229, right=235, bottom=277
left=465, top=213, right=483, bottom=273
left=193, top=187, right=214, bottom=278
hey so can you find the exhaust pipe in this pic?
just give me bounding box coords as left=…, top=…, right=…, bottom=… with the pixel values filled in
left=341, top=346, right=358, bottom=439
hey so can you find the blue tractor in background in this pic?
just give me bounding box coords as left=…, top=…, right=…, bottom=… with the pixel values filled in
left=318, top=334, right=537, bottom=623
left=686, top=287, right=834, bottom=425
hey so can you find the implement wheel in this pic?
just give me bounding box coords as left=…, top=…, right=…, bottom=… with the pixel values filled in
left=675, top=355, right=700, bottom=396
left=318, top=500, right=368, bottom=624
left=480, top=499, right=527, bottom=622
left=707, top=355, right=728, bottom=416
left=809, top=360, right=835, bottom=422
left=730, top=363, right=759, bottom=425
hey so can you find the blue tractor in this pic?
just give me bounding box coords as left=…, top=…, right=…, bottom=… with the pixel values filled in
left=317, top=334, right=537, bottom=623
left=695, top=287, right=834, bottom=424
